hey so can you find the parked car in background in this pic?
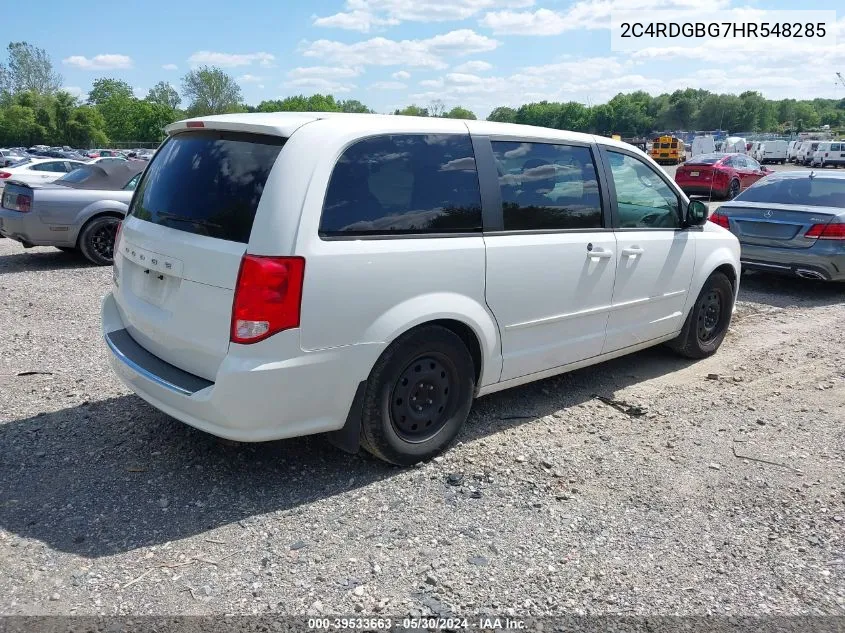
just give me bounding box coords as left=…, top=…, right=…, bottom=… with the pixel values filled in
left=101, top=113, right=740, bottom=465
left=710, top=171, right=845, bottom=281
left=749, top=142, right=764, bottom=162
left=0, top=149, right=27, bottom=167
left=809, top=141, right=845, bottom=168
left=757, top=140, right=788, bottom=164
left=796, top=141, right=820, bottom=166
left=722, top=137, right=747, bottom=153
left=0, top=158, right=87, bottom=193
left=87, top=156, right=128, bottom=166
left=0, top=161, right=145, bottom=264
left=675, top=153, right=773, bottom=200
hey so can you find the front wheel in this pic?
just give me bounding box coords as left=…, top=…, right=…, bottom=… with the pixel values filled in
left=78, top=215, right=120, bottom=265
left=667, top=272, right=734, bottom=359
left=359, top=325, right=475, bottom=466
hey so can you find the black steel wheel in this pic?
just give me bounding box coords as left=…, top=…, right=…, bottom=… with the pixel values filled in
left=725, top=179, right=740, bottom=200
left=696, top=289, right=722, bottom=343
left=78, top=215, right=120, bottom=265
left=389, top=354, right=458, bottom=443
left=667, top=272, right=734, bottom=359
left=359, top=325, right=475, bottom=466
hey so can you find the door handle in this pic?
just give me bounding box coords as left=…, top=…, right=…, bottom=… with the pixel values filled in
left=622, top=246, right=644, bottom=258
left=588, top=249, right=613, bottom=261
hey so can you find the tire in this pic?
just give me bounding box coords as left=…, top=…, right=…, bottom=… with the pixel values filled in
left=667, top=272, right=734, bottom=359
left=78, top=215, right=120, bottom=265
left=725, top=179, right=740, bottom=200
left=359, top=325, right=475, bottom=466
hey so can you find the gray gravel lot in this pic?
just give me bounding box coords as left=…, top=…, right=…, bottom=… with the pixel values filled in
left=0, top=164, right=843, bottom=618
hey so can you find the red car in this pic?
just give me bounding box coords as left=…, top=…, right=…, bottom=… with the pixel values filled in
left=674, top=153, right=773, bottom=200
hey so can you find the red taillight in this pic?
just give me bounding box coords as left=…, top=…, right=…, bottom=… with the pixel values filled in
left=709, top=211, right=730, bottom=229
left=4, top=192, right=32, bottom=212
left=0, top=172, right=11, bottom=179
left=231, top=255, right=305, bottom=344
left=805, top=223, right=845, bottom=240
left=186, top=121, right=205, bottom=128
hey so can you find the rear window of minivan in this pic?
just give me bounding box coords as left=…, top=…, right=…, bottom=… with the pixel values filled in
left=128, top=130, right=285, bottom=243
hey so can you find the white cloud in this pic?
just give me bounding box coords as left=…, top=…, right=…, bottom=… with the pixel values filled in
left=237, top=74, right=264, bottom=83
left=371, top=80, right=407, bottom=90
left=392, top=70, right=411, bottom=80
left=61, top=86, right=84, bottom=99
left=452, top=60, right=492, bottom=73
left=287, top=66, right=363, bottom=79
left=445, top=72, right=486, bottom=84
left=62, top=54, right=133, bottom=70
left=258, top=84, right=265, bottom=90
left=313, top=0, right=534, bottom=32
left=284, top=77, right=356, bottom=93
left=302, top=29, right=499, bottom=69
left=480, top=0, right=731, bottom=35
left=162, top=63, right=178, bottom=71
left=419, top=78, right=444, bottom=88
left=188, top=51, right=275, bottom=68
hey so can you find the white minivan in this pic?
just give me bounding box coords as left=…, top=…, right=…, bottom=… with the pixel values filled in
left=102, top=113, right=740, bottom=465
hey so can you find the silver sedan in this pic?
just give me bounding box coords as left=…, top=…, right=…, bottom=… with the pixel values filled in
left=708, top=170, right=845, bottom=281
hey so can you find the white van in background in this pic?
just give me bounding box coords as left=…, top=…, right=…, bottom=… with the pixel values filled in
left=758, top=140, right=788, bottom=164
left=723, top=137, right=747, bottom=153
left=810, top=141, right=845, bottom=168
left=690, top=135, right=716, bottom=157
left=787, top=140, right=800, bottom=163
left=749, top=142, right=764, bottom=162
left=797, top=141, right=820, bottom=165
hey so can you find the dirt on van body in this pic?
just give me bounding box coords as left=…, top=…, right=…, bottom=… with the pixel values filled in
left=0, top=239, right=842, bottom=619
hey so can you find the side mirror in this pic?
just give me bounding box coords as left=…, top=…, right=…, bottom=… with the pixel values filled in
left=686, top=199, right=708, bottom=226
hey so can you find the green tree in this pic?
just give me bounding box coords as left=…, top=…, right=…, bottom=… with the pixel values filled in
left=88, top=78, right=134, bottom=106
left=181, top=65, right=242, bottom=116
left=65, top=106, right=108, bottom=148
left=0, top=42, right=62, bottom=96
left=0, top=104, right=45, bottom=145
left=443, top=106, right=476, bottom=120
left=146, top=81, right=180, bottom=110
left=394, top=104, right=429, bottom=116
left=487, top=106, right=517, bottom=123
left=53, top=91, right=79, bottom=145
left=339, top=99, right=372, bottom=113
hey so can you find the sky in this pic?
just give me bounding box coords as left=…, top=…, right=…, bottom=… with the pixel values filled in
left=5, top=0, right=845, bottom=118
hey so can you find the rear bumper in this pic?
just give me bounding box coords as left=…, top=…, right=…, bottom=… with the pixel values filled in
left=0, top=208, right=76, bottom=247
left=678, top=184, right=727, bottom=197
left=740, top=243, right=845, bottom=281
left=101, top=292, right=382, bottom=442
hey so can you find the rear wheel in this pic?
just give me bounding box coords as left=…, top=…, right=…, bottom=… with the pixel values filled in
left=359, top=325, right=475, bottom=466
left=725, top=179, right=740, bottom=200
left=78, top=215, right=120, bottom=265
left=667, top=272, right=734, bottom=359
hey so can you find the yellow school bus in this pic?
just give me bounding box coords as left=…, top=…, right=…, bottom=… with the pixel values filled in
left=649, top=135, right=686, bottom=165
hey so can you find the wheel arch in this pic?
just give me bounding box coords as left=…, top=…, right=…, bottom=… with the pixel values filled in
left=361, top=293, right=502, bottom=390
left=74, top=209, right=125, bottom=246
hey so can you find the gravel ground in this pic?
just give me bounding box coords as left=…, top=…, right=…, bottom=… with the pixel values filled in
left=0, top=202, right=843, bottom=619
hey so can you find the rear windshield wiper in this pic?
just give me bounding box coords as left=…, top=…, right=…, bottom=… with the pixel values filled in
left=155, top=212, right=222, bottom=230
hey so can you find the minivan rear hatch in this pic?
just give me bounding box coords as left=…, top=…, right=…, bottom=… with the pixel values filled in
left=114, top=129, right=286, bottom=381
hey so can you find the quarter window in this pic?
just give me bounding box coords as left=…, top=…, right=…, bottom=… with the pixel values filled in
left=606, top=151, right=681, bottom=229
left=491, top=141, right=603, bottom=231
left=319, top=134, right=481, bottom=236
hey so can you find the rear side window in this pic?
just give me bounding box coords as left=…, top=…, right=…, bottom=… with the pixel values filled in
left=319, top=134, right=481, bottom=236
left=831, top=144, right=841, bottom=151
left=491, top=141, right=603, bottom=231
left=129, top=130, right=285, bottom=243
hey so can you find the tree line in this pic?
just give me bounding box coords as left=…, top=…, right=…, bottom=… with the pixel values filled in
left=1, top=41, right=843, bottom=149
